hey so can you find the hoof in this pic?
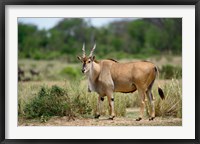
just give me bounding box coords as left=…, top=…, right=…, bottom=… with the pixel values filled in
left=136, top=117, right=142, bottom=121
left=149, top=117, right=155, bottom=121
left=94, top=114, right=100, bottom=119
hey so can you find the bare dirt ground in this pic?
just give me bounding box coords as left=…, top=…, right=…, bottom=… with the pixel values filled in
left=19, top=108, right=182, bottom=126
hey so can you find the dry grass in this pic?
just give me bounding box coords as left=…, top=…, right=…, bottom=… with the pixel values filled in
left=18, top=57, right=182, bottom=126
left=18, top=79, right=182, bottom=126
left=154, top=79, right=182, bottom=118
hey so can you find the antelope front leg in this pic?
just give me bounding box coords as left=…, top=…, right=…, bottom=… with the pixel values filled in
left=136, top=90, right=146, bottom=121
left=107, top=94, right=115, bottom=120
left=95, top=95, right=104, bottom=119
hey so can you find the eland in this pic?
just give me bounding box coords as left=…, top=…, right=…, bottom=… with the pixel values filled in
left=77, top=43, right=165, bottom=121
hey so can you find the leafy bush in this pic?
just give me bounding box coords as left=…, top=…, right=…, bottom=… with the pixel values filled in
left=32, top=51, right=61, bottom=60
left=161, top=64, right=182, bottom=79
left=24, top=85, right=92, bottom=120
left=60, top=66, right=81, bottom=79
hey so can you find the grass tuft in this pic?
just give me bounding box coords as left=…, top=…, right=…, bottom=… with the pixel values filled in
left=154, top=79, right=182, bottom=118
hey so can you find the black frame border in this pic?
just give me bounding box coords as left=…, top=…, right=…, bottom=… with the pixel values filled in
left=0, top=0, right=199, bottom=144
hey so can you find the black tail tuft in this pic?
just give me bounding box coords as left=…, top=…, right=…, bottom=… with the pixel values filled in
left=158, top=87, right=165, bottom=100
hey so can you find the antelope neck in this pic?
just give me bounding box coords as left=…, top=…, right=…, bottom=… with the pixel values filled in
left=89, top=61, right=100, bottom=80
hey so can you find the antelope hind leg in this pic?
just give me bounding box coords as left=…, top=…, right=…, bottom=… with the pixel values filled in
left=147, top=90, right=155, bottom=121
left=136, top=90, right=146, bottom=121
left=107, top=94, right=115, bottom=120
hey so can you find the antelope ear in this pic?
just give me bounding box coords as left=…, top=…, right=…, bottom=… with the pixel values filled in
left=90, top=56, right=95, bottom=61
left=77, top=56, right=82, bottom=62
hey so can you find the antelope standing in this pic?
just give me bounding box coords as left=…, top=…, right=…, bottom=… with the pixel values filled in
left=77, top=43, right=164, bottom=121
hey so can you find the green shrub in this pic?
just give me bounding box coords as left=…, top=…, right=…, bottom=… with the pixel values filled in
left=24, top=85, right=67, bottom=119
left=161, top=64, right=182, bottom=79
left=60, top=66, right=81, bottom=79
left=24, top=85, right=92, bottom=120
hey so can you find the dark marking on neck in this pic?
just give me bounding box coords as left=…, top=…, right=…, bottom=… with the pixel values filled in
left=107, top=58, right=118, bottom=63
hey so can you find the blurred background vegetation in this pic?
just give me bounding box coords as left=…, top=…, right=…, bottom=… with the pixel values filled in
left=18, top=18, right=182, bottom=61
left=18, top=18, right=182, bottom=81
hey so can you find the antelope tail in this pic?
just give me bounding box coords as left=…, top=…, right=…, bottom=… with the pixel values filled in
left=155, top=66, right=165, bottom=100
left=158, top=87, right=165, bottom=100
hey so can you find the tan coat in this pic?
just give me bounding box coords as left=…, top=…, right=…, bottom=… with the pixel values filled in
left=78, top=44, right=164, bottom=121
left=90, top=60, right=156, bottom=96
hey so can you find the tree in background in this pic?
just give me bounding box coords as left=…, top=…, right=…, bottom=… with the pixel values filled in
left=18, top=18, right=182, bottom=62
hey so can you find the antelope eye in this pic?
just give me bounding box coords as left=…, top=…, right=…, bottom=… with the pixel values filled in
left=88, top=60, right=91, bottom=63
